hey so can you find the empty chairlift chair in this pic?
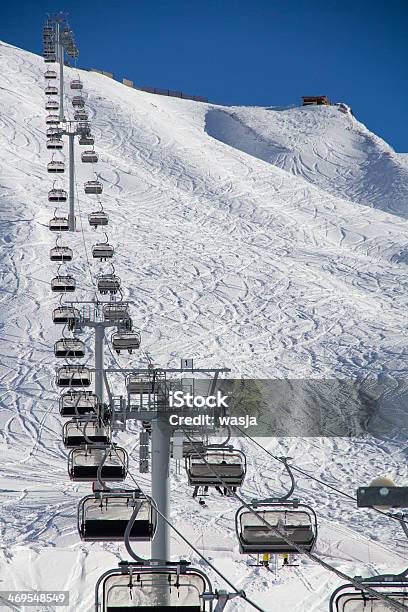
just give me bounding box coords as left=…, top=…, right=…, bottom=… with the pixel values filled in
left=112, top=330, right=141, bottom=354
left=45, top=85, right=58, bottom=96
left=46, top=137, right=63, bottom=150
left=47, top=159, right=65, bottom=173
left=59, top=391, right=99, bottom=417
left=53, top=306, right=80, bottom=326
left=74, top=109, right=88, bottom=121
left=45, top=114, right=60, bottom=126
left=49, top=215, right=69, bottom=231
left=56, top=365, right=91, bottom=387
left=63, top=419, right=110, bottom=447
left=235, top=501, right=318, bottom=555
left=45, top=98, right=59, bottom=111
left=50, top=246, right=72, bottom=261
left=84, top=180, right=103, bottom=194
left=72, top=95, right=85, bottom=108
left=92, top=242, right=114, bottom=260
left=46, top=127, right=63, bottom=138
left=95, top=562, right=213, bottom=612
left=97, top=274, right=121, bottom=295
left=81, top=149, right=98, bottom=163
left=44, top=69, right=57, bottom=79
left=78, top=491, right=156, bottom=541
left=51, top=275, right=76, bottom=293
left=48, top=187, right=67, bottom=202
left=103, top=302, right=129, bottom=323
left=78, top=134, right=94, bottom=146
left=54, top=338, right=85, bottom=358
left=68, top=445, right=128, bottom=481
left=126, top=373, right=154, bottom=395
left=329, top=571, right=408, bottom=611
left=70, top=78, right=83, bottom=90
left=88, top=211, right=108, bottom=228
left=186, top=447, right=246, bottom=492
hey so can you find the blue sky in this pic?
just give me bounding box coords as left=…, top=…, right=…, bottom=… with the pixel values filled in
left=2, top=0, right=407, bottom=151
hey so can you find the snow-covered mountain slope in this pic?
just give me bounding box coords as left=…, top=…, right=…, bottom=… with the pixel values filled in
left=205, top=105, right=408, bottom=218
left=0, top=39, right=407, bottom=611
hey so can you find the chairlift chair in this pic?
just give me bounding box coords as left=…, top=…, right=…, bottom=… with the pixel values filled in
left=88, top=211, right=108, bottom=228
left=46, top=138, right=63, bottom=150
left=70, top=78, right=83, bottom=90
left=74, top=109, right=88, bottom=121
left=78, top=134, right=94, bottom=146
left=235, top=500, right=318, bottom=555
left=186, top=447, right=246, bottom=489
left=44, top=69, right=57, bottom=80
left=54, top=338, right=85, bottom=358
left=46, top=114, right=60, bottom=126
left=51, top=275, right=76, bottom=293
left=44, top=54, right=57, bottom=63
left=112, top=331, right=141, bottom=354
left=95, top=562, right=213, bottom=611
left=56, top=365, right=91, bottom=387
left=47, top=160, right=65, bottom=173
left=81, top=149, right=98, bottom=163
left=126, top=373, right=154, bottom=395
left=50, top=246, right=72, bottom=261
left=48, top=188, right=67, bottom=202
left=76, top=121, right=91, bottom=134
left=72, top=95, right=85, bottom=108
left=103, top=302, right=129, bottom=323
left=46, top=126, right=63, bottom=138
left=59, top=391, right=99, bottom=417
left=45, top=99, right=59, bottom=111
left=329, top=571, right=408, bottom=611
left=78, top=491, right=156, bottom=541
left=52, top=306, right=80, bottom=325
left=63, top=419, right=110, bottom=447
left=92, top=242, right=114, bottom=260
left=67, top=445, right=128, bottom=481
left=84, top=180, right=103, bottom=195
left=49, top=216, right=69, bottom=231
left=45, top=85, right=58, bottom=96
left=97, top=274, right=121, bottom=295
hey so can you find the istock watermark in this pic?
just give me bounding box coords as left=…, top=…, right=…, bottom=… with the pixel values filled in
left=168, top=390, right=229, bottom=409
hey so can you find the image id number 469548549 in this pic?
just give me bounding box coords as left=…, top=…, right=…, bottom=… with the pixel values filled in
left=0, top=591, right=69, bottom=607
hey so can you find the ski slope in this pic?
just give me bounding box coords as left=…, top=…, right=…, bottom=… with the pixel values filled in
left=0, top=39, right=407, bottom=611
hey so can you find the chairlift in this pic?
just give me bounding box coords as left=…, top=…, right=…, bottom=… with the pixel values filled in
left=78, top=134, right=94, bottom=146
left=51, top=275, right=76, bottom=293
left=329, top=570, right=408, bottom=611
left=235, top=500, right=318, bottom=555
left=44, top=69, right=57, bottom=80
left=46, top=114, right=60, bottom=126
left=54, top=338, right=85, bottom=358
left=92, top=242, right=114, bottom=260
left=95, top=562, right=213, bottom=611
left=84, top=180, right=103, bottom=194
left=97, top=274, right=121, bottom=295
left=47, top=160, right=65, bottom=173
left=46, top=138, right=63, bottom=150
left=88, top=211, right=108, bottom=228
left=103, top=302, right=129, bottom=322
left=49, top=216, right=69, bottom=231
left=63, top=419, right=110, bottom=447
left=45, top=85, right=58, bottom=96
left=72, top=95, right=85, bottom=108
left=81, top=149, right=98, bottom=163
left=67, top=445, right=128, bottom=481
left=74, top=109, right=88, bottom=121
left=78, top=491, right=156, bottom=541
left=43, top=55, right=57, bottom=63
left=70, top=78, right=83, bottom=90
left=126, top=373, right=154, bottom=395
left=45, top=99, right=59, bottom=111
left=59, top=391, right=99, bottom=417
left=46, top=126, right=63, bottom=138
left=186, top=447, right=246, bottom=489
left=50, top=246, right=72, bottom=261
left=52, top=306, right=80, bottom=325
left=112, top=330, right=141, bottom=354
left=56, top=365, right=91, bottom=387
left=48, top=188, right=67, bottom=202
left=76, top=121, right=91, bottom=134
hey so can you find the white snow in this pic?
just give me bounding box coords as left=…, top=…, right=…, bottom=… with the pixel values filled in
left=0, top=39, right=407, bottom=611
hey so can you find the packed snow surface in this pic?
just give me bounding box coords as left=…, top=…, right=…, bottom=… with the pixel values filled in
left=0, top=40, right=407, bottom=611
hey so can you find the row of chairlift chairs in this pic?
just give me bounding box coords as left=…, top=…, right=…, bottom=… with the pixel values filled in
left=42, top=34, right=405, bottom=612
